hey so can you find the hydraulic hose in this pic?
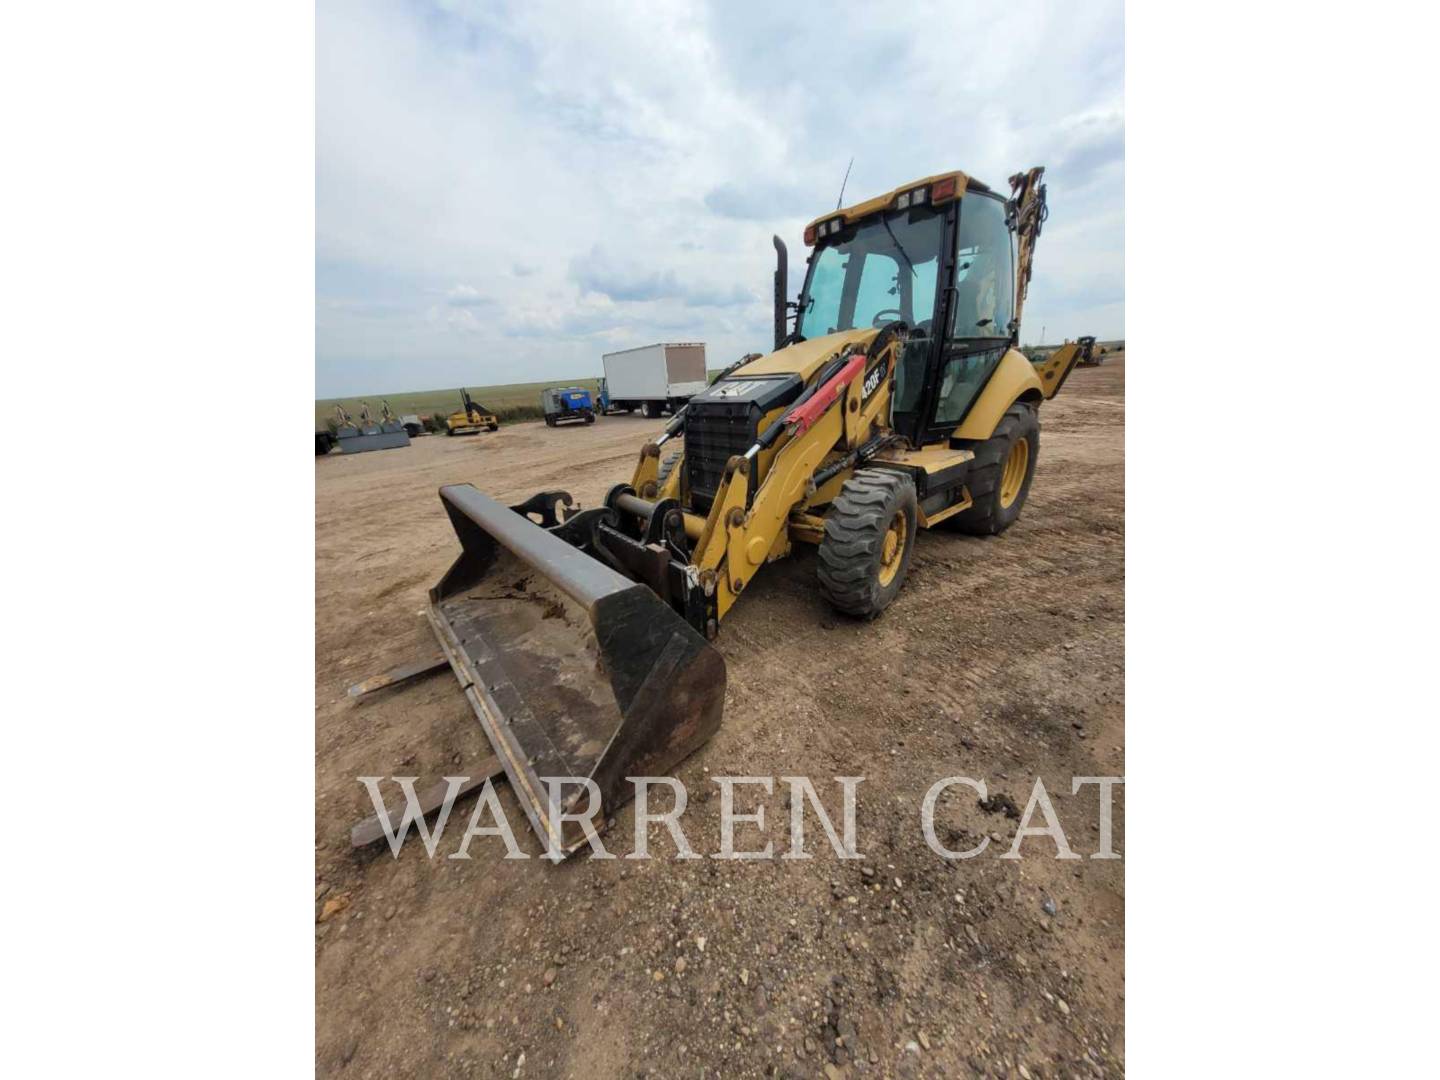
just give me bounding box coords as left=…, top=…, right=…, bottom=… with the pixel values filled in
left=654, top=405, right=688, bottom=447
left=811, top=432, right=899, bottom=489
left=747, top=352, right=854, bottom=458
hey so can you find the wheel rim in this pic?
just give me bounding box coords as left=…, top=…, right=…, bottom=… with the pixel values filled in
left=877, top=510, right=908, bottom=586
left=999, top=437, right=1029, bottom=509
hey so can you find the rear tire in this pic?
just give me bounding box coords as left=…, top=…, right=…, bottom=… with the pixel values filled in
left=584, top=413, right=595, bottom=424
left=642, top=401, right=660, bottom=419
left=488, top=422, right=498, bottom=432
left=947, top=403, right=1039, bottom=536
left=817, top=470, right=918, bottom=618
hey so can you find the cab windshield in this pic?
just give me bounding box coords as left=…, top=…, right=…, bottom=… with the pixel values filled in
left=796, top=206, right=944, bottom=338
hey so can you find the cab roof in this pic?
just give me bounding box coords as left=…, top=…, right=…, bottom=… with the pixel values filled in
left=803, top=170, right=993, bottom=234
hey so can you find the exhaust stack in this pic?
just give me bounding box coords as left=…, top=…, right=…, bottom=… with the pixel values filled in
left=773, top=235, right=789, bottom=351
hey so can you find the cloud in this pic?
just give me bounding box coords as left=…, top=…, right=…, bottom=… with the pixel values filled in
left=316, top=0, right=1124, bottom=396
left=502, top=300, right=625, bottom=340
left=445, top=284, right=488, bottom=307
left=703, top=181, right=814, bottom=222
left=570, top=247, right=683, bottom=303
left=682, top=283, right=754, bottom=309
left=1050, top=108, right=1125, bottom=190
left=570, top=245, right=756, bottom=308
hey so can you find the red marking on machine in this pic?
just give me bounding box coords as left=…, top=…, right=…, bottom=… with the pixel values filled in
left=784, top=354, right=866, bottom=436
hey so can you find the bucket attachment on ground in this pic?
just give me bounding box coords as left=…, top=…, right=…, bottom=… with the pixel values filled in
left=428, top=484, right=725, bottom=858
left=336, top=427, right=410, bottom=453
left=331, top=401, right=411, bottom=454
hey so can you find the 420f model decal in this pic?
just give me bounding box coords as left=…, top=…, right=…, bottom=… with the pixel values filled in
left=861, top=356, right=888, bottom=402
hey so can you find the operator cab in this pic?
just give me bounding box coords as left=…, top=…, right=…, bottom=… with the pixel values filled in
left=794, top=177, right=1017, bottom=448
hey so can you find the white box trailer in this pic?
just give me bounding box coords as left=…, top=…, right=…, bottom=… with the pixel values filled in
left=600, top=342, right=708, bottom=417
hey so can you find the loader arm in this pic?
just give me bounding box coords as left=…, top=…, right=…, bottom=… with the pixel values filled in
left=685, top=336, right=900, bottom=620
left=693, top=401, right=846, bottom=619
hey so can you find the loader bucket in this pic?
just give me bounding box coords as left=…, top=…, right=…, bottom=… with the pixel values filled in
left=428, top=484, right=725, bottom=859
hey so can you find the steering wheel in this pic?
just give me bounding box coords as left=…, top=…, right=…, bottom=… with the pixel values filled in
left=871, top=308, right=903, bottom=327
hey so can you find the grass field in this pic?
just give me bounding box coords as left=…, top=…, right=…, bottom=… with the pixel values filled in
left=315, top=346, right=1122, bottom=429
left=316, top=378, right=604, bottom=428
left=317, top=370, right=731, bottom=429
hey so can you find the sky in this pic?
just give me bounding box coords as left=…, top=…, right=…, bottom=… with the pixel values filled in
left=316, top=0, right=1123, bottom=398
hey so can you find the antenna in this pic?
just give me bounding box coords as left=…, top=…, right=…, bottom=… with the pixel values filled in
left=835, top=156, right=854, bottom=210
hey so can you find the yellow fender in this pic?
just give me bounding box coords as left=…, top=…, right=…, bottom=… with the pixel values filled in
left=951, top=348, right=1045, bottom=441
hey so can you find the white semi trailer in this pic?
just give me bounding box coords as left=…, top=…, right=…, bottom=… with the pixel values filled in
left=599, top=342, right=708, bottom=417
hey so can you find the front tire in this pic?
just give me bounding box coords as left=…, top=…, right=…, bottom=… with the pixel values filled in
left=947, top=403, right=1039, bottom=535
left=817, top=470, right=918, bottom=618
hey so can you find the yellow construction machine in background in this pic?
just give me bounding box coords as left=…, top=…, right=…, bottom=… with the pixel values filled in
left=445, top=389, right=499, bottom=435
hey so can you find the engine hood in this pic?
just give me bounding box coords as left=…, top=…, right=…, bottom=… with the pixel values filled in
left=730, top=327, right=878, bottom=382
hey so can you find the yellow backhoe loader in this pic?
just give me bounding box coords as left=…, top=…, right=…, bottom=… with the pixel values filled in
left=1075, top=335, right=1105, bottom=366
left=445, top=389, right=500, bottom=435
left=424, top=166, right=1081, bottom=856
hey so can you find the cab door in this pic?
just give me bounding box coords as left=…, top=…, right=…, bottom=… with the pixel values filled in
left=911, top=191, right=1016, bottom=443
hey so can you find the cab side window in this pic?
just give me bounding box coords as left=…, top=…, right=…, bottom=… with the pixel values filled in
left=932, top=347, right=1005, bottom=427
left=951, top=195, right=1014, bottom=338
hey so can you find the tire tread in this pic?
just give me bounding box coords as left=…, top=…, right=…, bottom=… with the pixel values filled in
left=817, top=471, right=917, bottom=617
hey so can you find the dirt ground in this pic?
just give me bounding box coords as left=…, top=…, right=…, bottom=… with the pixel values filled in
left=315, top=356, right=1125, bottom=1078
